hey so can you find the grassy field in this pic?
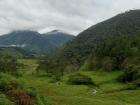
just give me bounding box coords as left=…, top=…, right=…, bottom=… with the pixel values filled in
left=14, top=59, right=140, bottom=105
left=0, top=59, right=139, bottom=105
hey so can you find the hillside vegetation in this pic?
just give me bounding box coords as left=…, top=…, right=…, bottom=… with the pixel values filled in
left=1, top=59, right=140, bottom=105
left=61, top=10, right=140, bottom=64
left=36, top=10, right=140, bottom=91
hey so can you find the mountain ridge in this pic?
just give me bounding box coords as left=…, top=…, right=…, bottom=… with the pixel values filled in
left=0, top=30, right=75, bottom=55
left=60, top=10, right=140, bottom=64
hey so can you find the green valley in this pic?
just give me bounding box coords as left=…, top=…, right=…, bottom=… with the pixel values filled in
left=0, top=59, right=140, bottom=105
left=0, top=9, right=140, bottom=105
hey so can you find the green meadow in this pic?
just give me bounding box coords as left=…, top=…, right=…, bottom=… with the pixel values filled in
left=1, top=59, right=139, bottom=105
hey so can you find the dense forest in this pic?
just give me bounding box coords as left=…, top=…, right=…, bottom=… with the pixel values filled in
left=61, top=10, right=140, bottom=65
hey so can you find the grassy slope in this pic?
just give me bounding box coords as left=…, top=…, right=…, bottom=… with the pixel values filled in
left=17, top=59, right=140, bottom=105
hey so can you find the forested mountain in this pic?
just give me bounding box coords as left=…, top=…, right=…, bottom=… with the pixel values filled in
left=43, top=30, right=75, bottom=47
left=61, top=10, right=140, bottom=64
left=0, top=30, right=74, bottom=55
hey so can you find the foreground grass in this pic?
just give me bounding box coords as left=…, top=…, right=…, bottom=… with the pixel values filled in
left=21, top=71, right=140, bottom=105
left=0, top=93, right=14, bottom=105
left=3, top=59, right=140, bottom=105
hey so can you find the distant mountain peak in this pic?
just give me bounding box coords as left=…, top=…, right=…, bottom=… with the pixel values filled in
left=51, top=30, right=61, bottom=32
left=46, top=29, right=70, bottom=35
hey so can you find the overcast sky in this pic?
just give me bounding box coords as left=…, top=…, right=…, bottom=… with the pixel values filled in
left=0, top=0, right=140, bottom=35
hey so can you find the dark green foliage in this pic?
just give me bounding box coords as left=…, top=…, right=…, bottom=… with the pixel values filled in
left=119, top=57, right=140, bottom=86
left=0, top=94, right=14, bottom=105
left=93, top=36, right=131, bottom=70
left=68, top=73, right=94, bottom=85
left=86, top=56, right=101, bottom=70
left=0, top=55, right=21, bottom=74
left=0, top=74, right=23, bottom=92
left=26, top=87, right=37, bottom=97
left=85, top=32, right=140, bottom=71
left=101, top=57, right=115, bottom=71
left=119, top=65, right=140, bottom=86
left=122, top=57, right=140, bottom=69
left=36, top=57, right=64, bottom=81
left=36, top=58, right=63, bottom=74
left=36, top=58, right=52, bottom=74
left=60, top=10, right=140, bottom=66
left=36, top=95, right=51, bottom=105
left=0, top=78, right=9, bottom=92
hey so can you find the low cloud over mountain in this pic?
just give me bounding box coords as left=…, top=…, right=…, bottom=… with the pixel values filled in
left=0, top=0, right=140, bottom=35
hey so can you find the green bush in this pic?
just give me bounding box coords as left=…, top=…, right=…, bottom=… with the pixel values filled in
left=0, top=74, right=18, bottom=92
left=36, top=95, right=51, bottom=105
left=0, top=55, right=21, bottom=74
left=122, top=57, right=140, bottom=69
left=68, top=73, right=94, bottom=85
left=0, top=79, right=9, bottom=92
left=101, top=57, right=115, bottom=71
left=119, top=65, right=140, bottom=86
left=85, top=56, right=116, bottom=71
left=133, top=79, right=140, bottom=86
left=26, top=87, right=37, bottom=97
left=0, top=94, right=15, bottom=105
left=0, top=73, right=25, bottom=91
left=50, top=75, right=61, bottom=83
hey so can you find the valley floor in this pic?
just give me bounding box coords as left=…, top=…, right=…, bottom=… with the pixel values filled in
left=1, top=59, right=140, bottom=105
left=22, top=73, right=140, bottom=105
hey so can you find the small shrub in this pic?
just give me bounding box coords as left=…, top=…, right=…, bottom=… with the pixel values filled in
left=50, top=74, right=61, bottom=83
left=26, top=87, right=37, bottom=97
left=68, top=73, right=94, bottom=85
left=125, top=84, right=138, bottom=90
left=0, top=74, right=18, bottom=92
left=87, top=56, right=101, bottom=70
left=7, top=89, right=35, bottom=105
left=119, top=65, right=140, bottom=86
left=122, top=57, right=140, bottom=70
left=0, top=79, right=9, bottom=92
left=0, top=94, right=14, bottom=105
left=101, top=57, right=115, bottom=71
left=36, top=95, right=51, bottom=105
left=133, top=79, right=140, bottom=86
left=65, top=65, right=79, bottom=72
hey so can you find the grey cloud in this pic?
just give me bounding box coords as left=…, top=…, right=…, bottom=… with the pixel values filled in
left=0, top=0, right=140, bottom=35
